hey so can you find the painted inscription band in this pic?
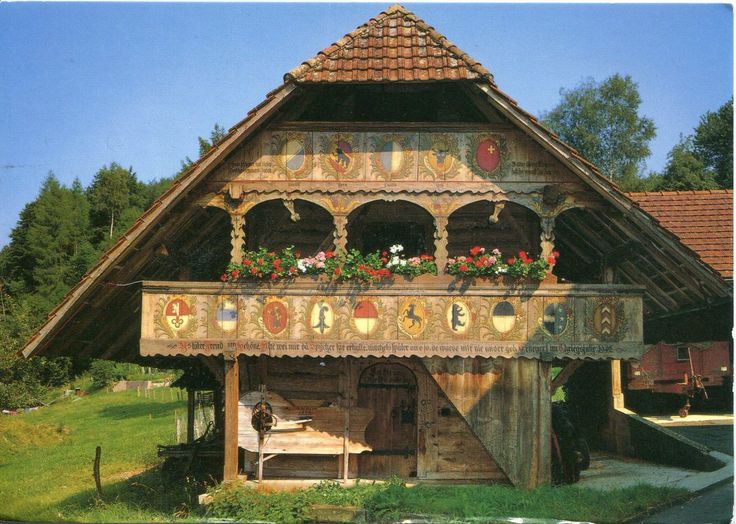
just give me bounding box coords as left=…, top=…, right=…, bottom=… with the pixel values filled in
left=140, top=338, right=643, bottom=361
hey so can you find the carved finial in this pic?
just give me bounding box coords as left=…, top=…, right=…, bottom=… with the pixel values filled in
left=489, top=202, right=505, bottom=224
left=283, top=199, right=301, bottom=222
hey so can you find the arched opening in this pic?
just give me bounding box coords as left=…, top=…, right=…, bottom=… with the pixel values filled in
left=357, top=362, right=418, bottom=478
left=346, top=200, right=434, bottom=256
left=245, top=199, right=334, bottom=254
left=447, top=201, right=540, bottom=258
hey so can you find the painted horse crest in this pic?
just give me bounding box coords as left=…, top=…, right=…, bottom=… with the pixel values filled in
left=398, top=298, right=428, bottom=338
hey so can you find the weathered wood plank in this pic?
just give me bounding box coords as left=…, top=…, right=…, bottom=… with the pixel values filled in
left=422, top=357, right=551, bottom=488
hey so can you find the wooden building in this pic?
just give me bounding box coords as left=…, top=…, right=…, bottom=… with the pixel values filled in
left=21, top=5, right=732, bottom=488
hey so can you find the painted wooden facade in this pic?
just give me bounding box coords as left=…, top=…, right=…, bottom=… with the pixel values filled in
left=21, top=5, right=731, bottom=490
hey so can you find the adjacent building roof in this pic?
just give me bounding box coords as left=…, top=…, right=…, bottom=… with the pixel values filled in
left=628, top=190, right=734, bottom=279
left=286, top=4, right=494, bottom=84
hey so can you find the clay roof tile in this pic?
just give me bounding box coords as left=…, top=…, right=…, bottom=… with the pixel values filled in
left=285, top=4, right=494, bottom=84
left=626, top=190, right=733, bottom=278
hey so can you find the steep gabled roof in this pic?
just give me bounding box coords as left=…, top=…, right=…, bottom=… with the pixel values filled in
left=627, top=190, right=733, bottom=279
left=286, top=4, right=494, bottom=84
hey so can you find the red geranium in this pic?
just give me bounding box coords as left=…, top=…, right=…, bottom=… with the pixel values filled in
left=289, top=267, right=297, bottom=274
left=469, top=246, right=483, bottom=256
left=333, top=267, right=341, bottom=277
left=270, top=273, right=278, bottom=280
left=325, top=251, right=335, bottom=259
left=552, top=250, right=560, bottom=259
left=220, top=274, right=228, bottom=282
left=250, top=267, right=258, bottom=275
left=547, top=256, right=556, bottom=265
left=243, top=259, right=253, bottom=266
left=459, top=264, right=468, bottom=273
left=231, top=269, right=240, bottom=278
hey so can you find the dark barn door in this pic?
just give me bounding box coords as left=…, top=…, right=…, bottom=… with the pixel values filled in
left=357, top=363, right=418, bottom=478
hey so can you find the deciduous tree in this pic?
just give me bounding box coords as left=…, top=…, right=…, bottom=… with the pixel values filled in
left=543, top=74, right=656, bottom=190
left=693, top=98, right=733, bottom=188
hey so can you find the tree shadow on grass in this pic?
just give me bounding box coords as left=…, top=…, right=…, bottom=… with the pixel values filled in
left=96, top=400, right=182, bottom=420
left=56, top=465, right=213, bottom=522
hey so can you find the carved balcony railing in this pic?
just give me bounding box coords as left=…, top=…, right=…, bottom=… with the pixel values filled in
left=140, top=276, right=644, bottom=361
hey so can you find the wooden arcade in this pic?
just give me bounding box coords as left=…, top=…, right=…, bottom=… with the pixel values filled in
left=21, top=5, right=731, bottom=489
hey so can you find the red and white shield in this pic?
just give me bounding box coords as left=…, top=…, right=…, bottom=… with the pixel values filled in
left=353, top=300, right=379, bottom=335
left=165, top=298, right=192, bottom=333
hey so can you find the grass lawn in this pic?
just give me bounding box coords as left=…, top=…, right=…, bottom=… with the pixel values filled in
left=206, top=480, right=688, bottom=524
left=0, top=387, right=189, bottom=522
left=0, top=386, right=687, bottom=523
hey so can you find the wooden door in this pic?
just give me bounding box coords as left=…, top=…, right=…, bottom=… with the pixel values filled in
left=357, top=363, right=418, bottom=478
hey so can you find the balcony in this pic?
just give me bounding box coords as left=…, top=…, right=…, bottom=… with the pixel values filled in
left=140, top=276, right=644, bottom=361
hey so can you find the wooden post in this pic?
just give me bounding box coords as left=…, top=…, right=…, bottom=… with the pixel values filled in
left=540, top=216, right=555, bottom=259
left=93, top=446, right=103, bottom=498
left=223, top=355, right=240, bottom=482
left=333, top=214, right=348, bottom=251
left=186, top=389, right=195, bottom=444
left=229, top=213, right=245, bottom=264
left=342, top=357, right=351, bottom=482
left=433, top=216, right=449, bottom=271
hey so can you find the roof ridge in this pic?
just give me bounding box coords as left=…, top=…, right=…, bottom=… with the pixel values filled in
left=284, top=4, right=495, bottom=84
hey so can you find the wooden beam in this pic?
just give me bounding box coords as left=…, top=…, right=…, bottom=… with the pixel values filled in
left=550, top=360, right=584, bottom=393
left=223, top=356, right=239, bottom=482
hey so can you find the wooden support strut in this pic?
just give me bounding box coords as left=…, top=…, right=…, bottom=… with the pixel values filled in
left=223, top=354, right=240, bottom=482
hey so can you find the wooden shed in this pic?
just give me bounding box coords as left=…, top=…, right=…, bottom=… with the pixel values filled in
left=21, top=5, right=731, bottom=489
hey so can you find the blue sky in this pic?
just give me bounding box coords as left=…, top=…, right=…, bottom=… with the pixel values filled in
left=0, top=3, right=732, bottom=248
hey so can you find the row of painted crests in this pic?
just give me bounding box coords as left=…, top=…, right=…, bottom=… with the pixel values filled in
left=149, top=294, right=632, bottom=344
left=221, top=131, right=560, bottom=182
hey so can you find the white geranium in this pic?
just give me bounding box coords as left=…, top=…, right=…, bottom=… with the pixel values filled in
left=297, top=260, right=308, bottom=273
left=387, top=255, right=400, bottom=267
left=389, top=244, right=404, bottom=254
left=399, top=259, right=407, bottom=266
